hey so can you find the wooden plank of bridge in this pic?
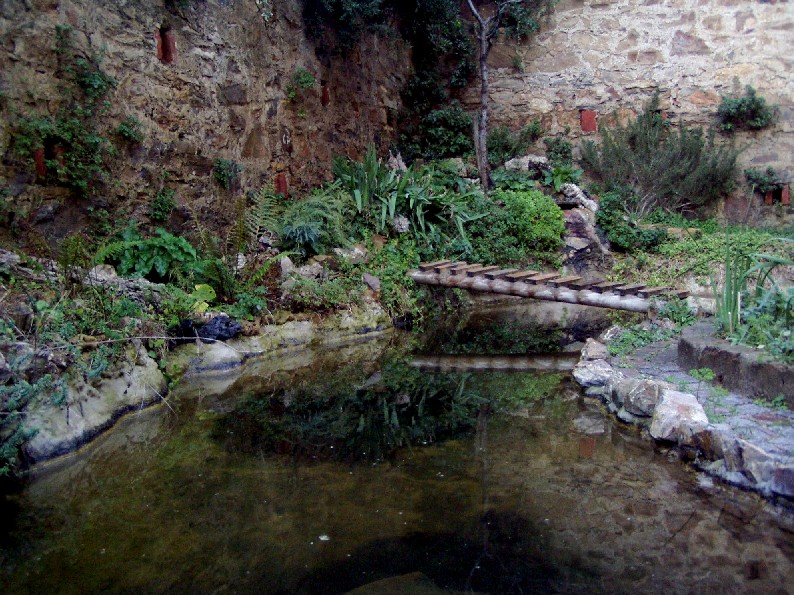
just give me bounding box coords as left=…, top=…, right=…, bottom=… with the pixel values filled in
left=449, top=263, right=483, bottom=275
left=468, top=265, right=500, bottom=277
left=590, top=281, right=625, bottom=293
left=483, top=268, right=518, bottom=279
left=434, top=261, right=467, bottom=273
left=418, top=260, right=451, bottom=272
left=504, top=270, right=541, bottom=281
left=547, top=275, right=582, bottom=287
left=527, top=273, right=562, bottom=285
left=565, top=279, right=597, bottom=290
left=638, top=287, right=668, bottom=297
left=615, top=283, right=646, bottom=295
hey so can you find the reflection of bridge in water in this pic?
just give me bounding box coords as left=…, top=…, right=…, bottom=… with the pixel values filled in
left=409, top=353, right=579, bottom=373
left=409, top=260, right=689, bottom=313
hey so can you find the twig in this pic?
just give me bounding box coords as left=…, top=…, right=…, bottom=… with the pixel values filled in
left=147, top=384, right=176, bottom=415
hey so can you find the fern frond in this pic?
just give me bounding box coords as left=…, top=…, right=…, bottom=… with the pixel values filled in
left=246, top=184, right=283, bottom=248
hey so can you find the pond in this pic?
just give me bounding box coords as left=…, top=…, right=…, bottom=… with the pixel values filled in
left=1, top=329, right=792, bottom=594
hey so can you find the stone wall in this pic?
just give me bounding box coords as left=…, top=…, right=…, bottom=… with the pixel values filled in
left=470, top=0, right=793, bottom=205
left=0, top=0, right=410, bottom=240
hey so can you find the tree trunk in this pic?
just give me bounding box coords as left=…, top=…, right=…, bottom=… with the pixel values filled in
left=475, top=26, right=492, bottom=191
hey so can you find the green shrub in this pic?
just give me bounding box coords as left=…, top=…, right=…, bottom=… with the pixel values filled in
left=213, top=159, right=242, bottom=190
left=115, top=116, right=144, bottom=143
left=487, top=121, right=543, bottom=166
left=466, top=188, right=564, bottom=265
left=280, top=184, right=349, bottom=257
left=333, top=146, right=477, bottom=253
left=400, top=101, right=474, bottom=159
left=286, top=68, right=317, bottom=102
left=149, top=188, right=176, bottom=222
left=744, top=167, right=785, bottom=194
left=717, top=85, right=777, bottom=133
left=582, top=93, right=740, bottom=214
left=595, top=191, right=668, bottom=253
left=543, top=135, right=573, bottom=166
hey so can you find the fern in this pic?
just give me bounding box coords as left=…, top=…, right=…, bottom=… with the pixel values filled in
left=246, top=185, right=283, bottom=249
left=280, top=184, right=349, bottom=257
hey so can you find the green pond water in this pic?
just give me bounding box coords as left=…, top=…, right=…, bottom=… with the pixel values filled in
left=1, top=333, right=793, bottom=594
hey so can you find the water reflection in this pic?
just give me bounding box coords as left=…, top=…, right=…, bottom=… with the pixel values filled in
left=1, top=342, right=792, bottom=594
left=211, top=357, right=574, bottom=464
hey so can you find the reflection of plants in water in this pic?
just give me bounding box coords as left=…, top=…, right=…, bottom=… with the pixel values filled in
left=428, top=320, right=562, bottom=355
left=213, top=359, right=488, bottom=463
left=476, top=372, right=567, bottom=414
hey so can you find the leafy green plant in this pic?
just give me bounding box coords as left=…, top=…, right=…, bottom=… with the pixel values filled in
left=711, top=244, right=753, bottom=336
left=334, top=146, right=478, bottom=252
left=582, top=93, right=740, bottom=214
left=658, top=298, right=696, bottom=328
left=689, top=367, right=716, bottom=399
left=595, top=191, right=669, bottom=253
left=487, top=121, right=543, bottom=166
left=280, top=183, right=349, bottom=257
left=213, top=159, right=242, bottom=190
left=607, top=325, right=677, bottom=357
left=97, top=226, right=198, bottom=282
left=149, top=187, right=176, bottom=222
left=717, top=85, right=777, bottom=133
left=400, top=101, right=474, bottom=161
left=542, top=165, right=583, bottom=192
left=465, top=188, right=565, bottom=265
left=286, top=68, right=317, bottom=102
left=744, top=167, right=785, bottom=194
left=245, top=184, right=283, bottom=250
left=115, top=116, right=144, bottom=143
left=543, top=135, right=573, bottom=166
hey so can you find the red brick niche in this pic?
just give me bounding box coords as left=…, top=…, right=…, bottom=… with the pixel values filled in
left=274, top=173, right=289, bottom=198
left=580, top=109, right=597, bottom=133
left=156, top=26, right=176, bottom=64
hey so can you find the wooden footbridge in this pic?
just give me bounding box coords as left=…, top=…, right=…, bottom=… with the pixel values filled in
left=408, top=260, right=689, bottom=313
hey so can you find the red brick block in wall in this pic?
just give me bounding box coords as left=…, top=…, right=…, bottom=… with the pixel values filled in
left=156, top=28, right=176, bottom=64
left=782, top=185, right=790, bottom=206
left=274, top=173, right=289, bottom=198
left=33, top=148, right=46, bottom=178
left=580, top=109, right=597, bottom=133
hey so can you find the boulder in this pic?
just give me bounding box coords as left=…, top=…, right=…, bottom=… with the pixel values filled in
left=612, top=377, right=670, bottom=417
left=279, top=256, right=295, bottom=280
left=580, top=338, right=608, bottom=361
left=362, top=273, right=381, bottom=292
left=572, top=359, right=613, bottom=387
left=649, top=389, right=709, bottom=444
left=333, top=244, right=368, bottom=264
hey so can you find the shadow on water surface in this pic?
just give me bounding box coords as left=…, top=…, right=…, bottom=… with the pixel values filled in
left=290, top=510, right=582, bottom=595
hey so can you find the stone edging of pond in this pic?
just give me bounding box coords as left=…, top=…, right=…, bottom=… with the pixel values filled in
left=22, top=303, right=392, bottom=466
left=572, top=337, right=794, bottom=502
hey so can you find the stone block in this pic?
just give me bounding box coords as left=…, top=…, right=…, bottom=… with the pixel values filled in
left=580, top=338, right=608, bottom=361
left=649, top=389, right=708, bottom=443
left=573, top=359, right=613, bottom=387
left=614, top=378, right=670, bottom=417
